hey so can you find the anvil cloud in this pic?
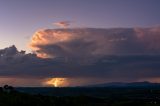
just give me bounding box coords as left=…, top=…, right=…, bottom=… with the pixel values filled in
left=30, top=27, right=160, bottom=59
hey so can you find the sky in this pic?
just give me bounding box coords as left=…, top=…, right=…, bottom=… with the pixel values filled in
left=0, top=0, right=160, bottom=87
left=0, top=0, right=160, bottom=51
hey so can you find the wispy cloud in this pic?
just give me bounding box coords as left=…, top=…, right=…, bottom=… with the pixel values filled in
left=54, top=21, right=72, bottom=28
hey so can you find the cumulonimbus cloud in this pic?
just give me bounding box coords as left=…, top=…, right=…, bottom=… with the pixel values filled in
left=29, top=27, right=160, bottom=60
left=1, top=27, right=160, bottom=86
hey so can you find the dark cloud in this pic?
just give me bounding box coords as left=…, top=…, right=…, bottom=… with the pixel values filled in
left=1, top=27, right=160, bottom=86
left=1, top=45, right=160, bottom=85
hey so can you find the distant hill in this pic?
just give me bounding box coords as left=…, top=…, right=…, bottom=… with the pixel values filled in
left=86, top=81, right=160, bottom=87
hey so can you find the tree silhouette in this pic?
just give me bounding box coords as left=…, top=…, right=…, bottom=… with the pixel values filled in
left=3, top=85, right=14, bottom=93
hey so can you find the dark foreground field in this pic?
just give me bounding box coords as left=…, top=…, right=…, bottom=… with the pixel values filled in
left=1, top=85, right=160, bottom=106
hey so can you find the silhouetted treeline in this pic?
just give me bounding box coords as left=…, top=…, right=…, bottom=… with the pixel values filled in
left=1, top=85, right=160, bottom=106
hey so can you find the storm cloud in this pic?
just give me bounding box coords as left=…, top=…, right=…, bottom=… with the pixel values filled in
left=30, top=27, right=160, bottom=59
left=1, top=27, right=160, bottom=86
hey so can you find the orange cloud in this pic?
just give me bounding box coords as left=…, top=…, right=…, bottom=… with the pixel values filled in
left=29, top=29, right=76, bottom=58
